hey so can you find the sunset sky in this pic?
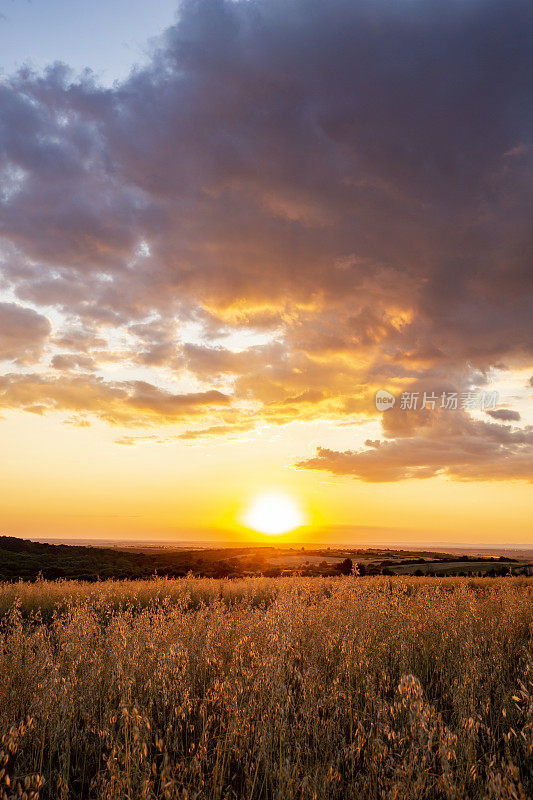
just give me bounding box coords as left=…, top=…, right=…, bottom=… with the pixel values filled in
left=0, top=0, right=531, bottom=547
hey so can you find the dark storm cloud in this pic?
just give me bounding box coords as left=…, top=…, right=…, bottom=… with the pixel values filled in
left=0, top=0, right=532, bottom=470
left=1, top=1, right=532, bottom=338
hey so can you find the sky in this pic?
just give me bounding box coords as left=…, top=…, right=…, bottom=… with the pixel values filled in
left=0, top=0, right=532, bottom=547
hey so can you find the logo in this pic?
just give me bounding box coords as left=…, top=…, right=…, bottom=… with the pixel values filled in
left=375, top=389, right=396, bottom=411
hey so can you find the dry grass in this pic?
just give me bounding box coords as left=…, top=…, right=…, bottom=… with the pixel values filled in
left=0, top=575, right=531, bottom=799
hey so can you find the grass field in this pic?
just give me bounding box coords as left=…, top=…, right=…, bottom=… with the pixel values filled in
left=0, top=576, right=531, bottom=799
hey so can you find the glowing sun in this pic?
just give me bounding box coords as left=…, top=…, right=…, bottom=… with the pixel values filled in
left=243, top=492, right=305, bottom=535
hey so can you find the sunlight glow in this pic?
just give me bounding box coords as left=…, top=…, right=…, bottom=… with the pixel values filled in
left=243, top=492, right=305, bottom=535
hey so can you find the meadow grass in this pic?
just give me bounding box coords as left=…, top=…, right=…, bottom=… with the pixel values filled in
left=0, top=575, right=531, bottom=799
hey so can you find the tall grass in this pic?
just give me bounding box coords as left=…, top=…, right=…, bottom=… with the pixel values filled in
left=0, top=576, right=531, bottom=799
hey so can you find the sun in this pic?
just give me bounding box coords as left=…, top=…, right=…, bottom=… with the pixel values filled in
left=242, top=492, right=305, bottom=535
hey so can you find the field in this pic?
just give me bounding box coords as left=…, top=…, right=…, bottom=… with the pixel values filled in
left=0, top=576, right=532, bottom=800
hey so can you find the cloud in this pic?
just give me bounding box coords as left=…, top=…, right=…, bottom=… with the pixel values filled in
left=0, top=373, right=231, bottom=426
left=50, top=353, right=96, bottom=370
left=177, top=422, right=255, bottom=440
left=0, top=0, right=531, bottom=474
left=0, top=302, right=51, bottom=362
left=296, top=413, right=533, bottom=482
left=114, top=421, right=255, bottom=444
left=1, top=2, right=531, bottom=351
left=486, top=408, right=521, bottom=422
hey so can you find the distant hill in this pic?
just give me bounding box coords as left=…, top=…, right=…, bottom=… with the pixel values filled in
left=0, top=536, right=290, bottom=580
left=0, top=537, right=529, bottom=581
left=0, top=536, right=155, bottom=581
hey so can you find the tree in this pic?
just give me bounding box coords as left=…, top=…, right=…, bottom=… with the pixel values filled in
left=337, top=558, right=353, bottom=575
